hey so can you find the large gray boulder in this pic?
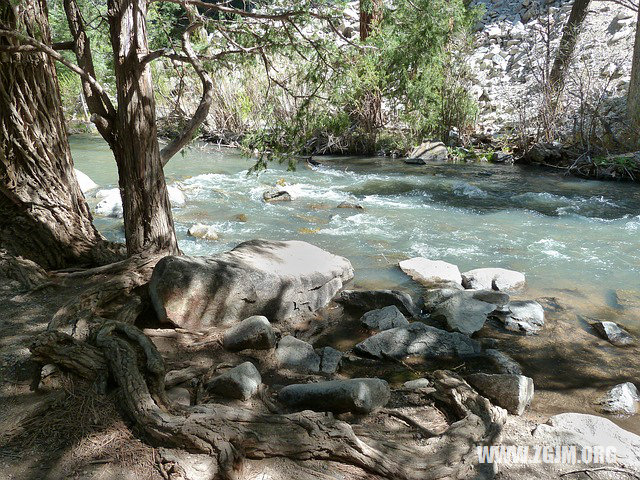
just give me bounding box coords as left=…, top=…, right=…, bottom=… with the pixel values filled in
left=276, top=335, right=321, bottom=373
left=399, top=257, right=462, bottom=286
left=354, top=322, right=481, bottom=359
left=406, top=141, right=448, bottom=163
left=598, top=382, right=640, bottom=415
left=336, top=289, right=421, bottom=317
left=279, top=378, right=390, bottom=414
left=223, top=315, right=276, bottom=352
left=205, top=362, right=261, bottom=401
left=431, top=294, right=497, bottom=335
left=461, top=268, right=525, bottom=291
left=361, top=305, right=409, bottom=331
left=494, top=300, right=545, bottom=335
left=150, top=240, right=354, bottom=330
left=592, top=321, right=635, bottom=347
left=466, top=373, right=534, bottom=415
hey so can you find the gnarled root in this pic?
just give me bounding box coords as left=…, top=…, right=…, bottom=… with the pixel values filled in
left=31, top=320, right=506, bottom=480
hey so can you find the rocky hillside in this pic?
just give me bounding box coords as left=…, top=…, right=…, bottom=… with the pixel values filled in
left=468, top=0, right=637, bottom=142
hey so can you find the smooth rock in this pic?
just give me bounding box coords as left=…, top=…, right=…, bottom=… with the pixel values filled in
left=168, top=185, right=186, bottom=206
left=336, top=289, right=421, bottom=317
left=495, top=300, right=545, bottom=335
left=337, top=201, right=364, bottom=210
left=361, top=305, right=409, bottom=331
left=263, top=190, right=292, bottom=202
left=354, top=322, right=481, bottom=359
left=399, top=257, right=462, bottom=286
left=592, top=321, right=634, bottom=347
left=598, top=382, right=640, bottom=415
left=187, top=223, right=219, bottom=241
left=407, top=141, right=448, bottom=162
left=279, top=378, right=390, bottom=414
left=532, top=413, right=640, bottom=465
left=467, top=373, right=534, bottom=415
left=462, top=267, right=525, bottom=291
left=318, top=346, right=343, bottom=374
left=276, top=335, right=321, bottom=373
left=94, top=188, right=123, bottom=218
left=431, top=294, right=497, bottom=335
left=150, top=240, right=354, bottom=330
left=205, top=362, right=261, bottom=400
left=74, top=169, right=97, bottom=193
left=166, top=386, right=191, bottom=406
left=223, top=315, right=276, bottom=352
left=403, top=378, right=431, bottom=390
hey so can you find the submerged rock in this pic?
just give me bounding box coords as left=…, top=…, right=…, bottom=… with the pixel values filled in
left=461, top=268, right=525, bottom=291
left=399, top=257, right=462, bottom=286
left=279, top=378, right=390, bottom=414
left=263, top=190, right=292, bottom=202
left=276, top=335, right=321, bottom=373
left=598, top=382, right=640, bottom=415
left=592, top=321, right=635, bottom=346
left=187, top=223, right=219, bottom=241
left=74, top=169, right=97, bottom=193
left=494, top=300, right=545, bottom=335
left=337, top=289, right=421, bottom=317
left=354, top=322, right=481, bottom=359
left=361, top=305, right=409, bottom=331
left=467, top=373, right=534, bottom=415
left=431, top=294, right=497, bottom=335
left=205, top=362, right=261, bottom=400
left=149, top=239, right=353, bottom=330
left=223, top=315, right=276, bottom=352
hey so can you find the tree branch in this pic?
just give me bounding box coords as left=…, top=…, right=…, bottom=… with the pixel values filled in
left=159, top=15, right=214, bottom=165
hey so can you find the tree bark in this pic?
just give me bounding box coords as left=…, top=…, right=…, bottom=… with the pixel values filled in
left=106, top=0, right=179, bottom=256
left=549, top=0, right=591, bottom=92
left=0, top=0, right=120, bottom=269
left=628, top=7, right=640, bottom=135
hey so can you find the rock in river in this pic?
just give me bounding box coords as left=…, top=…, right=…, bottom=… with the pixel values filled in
left=187, top=223, right=219, bottom=241
left=354, top=322, right=481, bottom=359
left=361, top=305, right=409, bottom=331
left=279, top=378, right=390, bottom=414
left=467, top=373, right=534, bottom=415
left=494, top=300, right=545, bottom=335
left=205, top=362, right=261, bottom=400
left=406, top=141, right=448, bottom=163
left=74, top=169, right=97, bottom=193
left=592, top=321, right=635, bottom=346
left=337, top=289, right=421, bottom=317
left=399, top=257, right=462, bottom=286
left=431, top=292, right=499, bottom=335
left=598, top=382, right=640, bottom=415
left=263, top=190, right=292, bottom=202
left=149, top=240, right=354, bottom=330
left=223, top=315, right=276, bottom=352
left=461, top=268, right=525, bottom=291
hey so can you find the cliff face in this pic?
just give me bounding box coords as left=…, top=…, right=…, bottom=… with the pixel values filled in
left=468, top=0, right=637, bottom=144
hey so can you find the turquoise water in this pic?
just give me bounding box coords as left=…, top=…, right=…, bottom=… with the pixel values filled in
left=70, top=135, right=640, bottom=328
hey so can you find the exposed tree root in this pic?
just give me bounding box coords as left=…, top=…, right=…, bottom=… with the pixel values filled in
left=31, top=318, right=506, bottom=480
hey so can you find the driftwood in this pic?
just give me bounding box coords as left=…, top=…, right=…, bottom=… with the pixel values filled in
left=31, top=319, right=506, bottom=480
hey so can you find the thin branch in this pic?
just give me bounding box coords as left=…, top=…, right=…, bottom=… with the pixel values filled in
left=160, top=10, right=214, bottom=166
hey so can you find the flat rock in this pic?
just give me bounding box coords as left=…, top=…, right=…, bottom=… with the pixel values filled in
left=317, top=346, right=343, bottom=374
left=615, top=289, right=640, bottom=310
left=467, top=373, right=534, bottom=415
left=598, top=382, right=640, bottom=415
left=431, top=294, right=497, bottom=335
left=223, top=315, right=276, bottom=352
left=361, top=305, right=409, bottom=331
left=461, top=268, right=525, bottom=291
left=494, top=300, right=544, bottom=335
left=150, top=239, right=354, bottom=330
left=592, top=321, right=635, bottom=346
left=205, top=362, right=261, bottom=401
left=276, top=335, right=321, bottom=373
left=279, top=378, right=390, bottom=414
left=354, top=322, right=481, bottom=359
left=399, top=257, right=462, bottom=286
left=187, top=223, right=219, bottom=241
left=336, top=289, right=421, bottom=317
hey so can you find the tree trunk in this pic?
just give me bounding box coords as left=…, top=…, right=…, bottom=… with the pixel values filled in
left=628, top=7, right=640, bottom=136
left=549, top=0, right=591, bottom=92
left=107, top=0, right=179, bottom=257
left=359, top=0, right=382, bottom=42
left=0, top=0, right=120, bottom=269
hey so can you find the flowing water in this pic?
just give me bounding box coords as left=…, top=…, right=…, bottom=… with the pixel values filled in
left=71, top=134, right=640, bottom=431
